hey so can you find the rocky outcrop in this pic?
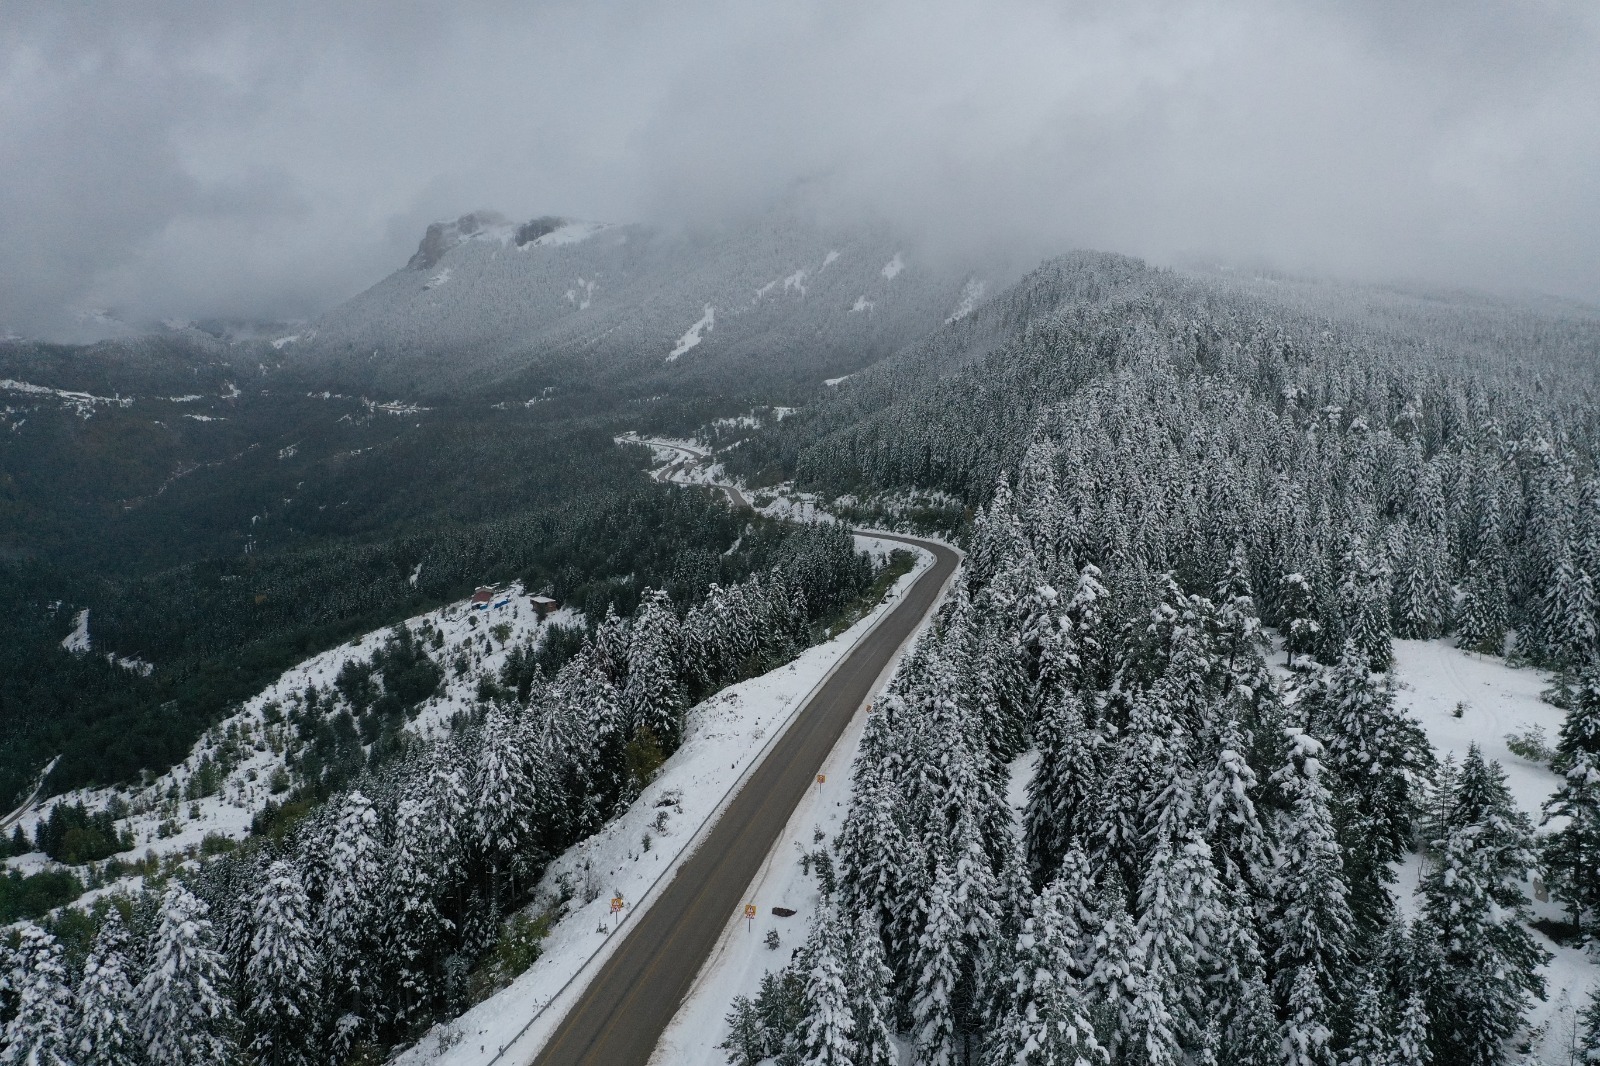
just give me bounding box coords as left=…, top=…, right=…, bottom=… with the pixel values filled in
left=406, top=210, right=509, bottom=271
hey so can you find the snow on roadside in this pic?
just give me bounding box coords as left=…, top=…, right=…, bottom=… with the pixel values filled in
left=394, top=537, right=935, bottom=1066
left=650, top=545, right=949, bottom=1066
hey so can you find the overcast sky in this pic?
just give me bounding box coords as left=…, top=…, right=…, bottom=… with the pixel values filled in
left=3, top=0, right=1597, bottom=335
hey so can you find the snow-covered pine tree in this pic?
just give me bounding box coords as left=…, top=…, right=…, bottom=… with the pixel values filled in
left=1538, top=551, right=1596, bottom=669
left=1420, top=744, right=1548, bottom=1066
left=1340, top=966, right=1392, bottom=1066
left=910, top=858, right=961, bottom=1066
left=1, top=924, right=76, bottom=1066
left=834, top=749, right=905, bottom=936
left=1391, top=989, right=1432, bottom=1066
left=384, top=793, right=456, bottom=1024
left=1280, top=964, right=1335, bottom=1066
left=982, top=876, right=1103, bottom=1066
left=1316, top=641, right=1433, bottom=933
left=136, top=882, right=236, bottom=1066
left=1202, top=716, right=1269, bottom=893
left=795, top=906, right=856, bottom=1066
left=1265, top=729, right=1354, bottom=1020
left=246, top=860, right=323, bottom=1066
left=1281, top=571, right=1323, bottom=668
left=1023, top=691, right=1101, bottom=887
left=75, top=908, right=139, bottom=1066
left=623, top=589, right=686, bottom=750
left=1213, top=543, right=1273, bottom=703
left=1333, top=538, right=1393, bottom=672
left=473, top=703, right=538, bottom=894
left=847, top=910, right=897, bottom=1066
left=1544, top=667, right=1600, bottom=930
left=320, top=789, right=383, bottom=1052
left=1576, top=988, right=1600, bottom=1066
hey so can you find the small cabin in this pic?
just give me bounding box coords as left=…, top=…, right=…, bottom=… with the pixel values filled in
left=529, top=595, right=560, bottom=619
left=470, top=585, right=496, bottom=609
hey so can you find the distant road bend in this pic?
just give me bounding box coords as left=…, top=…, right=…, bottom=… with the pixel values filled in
left=528, top=530, right=960, bottom=1066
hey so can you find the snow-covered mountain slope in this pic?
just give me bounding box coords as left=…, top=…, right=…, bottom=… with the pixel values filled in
left=3, top=583, right=570, bottom=880
left=286, top=208, right=1016, bottom=396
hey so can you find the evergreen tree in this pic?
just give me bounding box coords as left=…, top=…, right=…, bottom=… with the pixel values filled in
left=1265, top=730, right=1353, bottom=1017
left=473, top=704, right=538, bottom=893
left=847, top=910, right=897, bottom=1066
left=911, top=859, right=961, bottom=1066
left=1202, top=716, right=1269, bottom=893
left=1316, top=642, right=1433, bottom=933
left=796, top=907, right=856, bottom=1066
left=624, top=589, right=686, bottom=750
left=1391, top=990, right=1431, bottom=1066
left=384, top=794, right=455, bottom=1025
left=1281, top=572, right=1323, bottom=667
left=1334, top=538, right=1393, bottom=672
left=983, top=877, right=1103, bottom=1066
left=1545, top=669, right=1600, bottom=929
left=1280, top=964, right=1335, bottom=1066
left=136, top=882, right=235, bottom=1066
left=320, top=790, right=384, bottom=1053
left=246, top=860, right=323, bottom=1066
left=1340, top=967, right=1391, bottom=1066
left=75, top=908, right=139, bottom=1066
left=1455, top=556, right=1508, bottom=656
left=1024, top=692, right=1101, bottom=887
left=1, top=924, right=76, bottom=1066
left=1420, top=745, right=1548, bottom=1066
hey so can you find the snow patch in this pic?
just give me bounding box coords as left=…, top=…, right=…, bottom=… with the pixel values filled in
left=61, top=609, right=90, bottom=653
left=849, top=296, right=875, bottom=314
left=823, top=374, right=852, bottom=386
left=564, top=277, right=597, bottom=310
left=423, top=268, right=452, bottom=291
left=820, top=249, right=839, bottom=271
left=945, top=278, right=987, bottom=323
left=0, top=378, right=132, bottom=418
left=667, top=305, right=715, bottom=361
left=880, top=252, right=905, bottom=280
left=782, top=269, right=807, bottom=298
left=270, top=335, right=300, bottom=350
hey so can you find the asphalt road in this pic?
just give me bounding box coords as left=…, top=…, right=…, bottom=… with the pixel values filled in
left=528, top=532, right=959, bottom=1066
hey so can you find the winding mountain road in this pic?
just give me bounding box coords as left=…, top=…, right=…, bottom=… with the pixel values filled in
left=527, top=530, right=959, bottom=1066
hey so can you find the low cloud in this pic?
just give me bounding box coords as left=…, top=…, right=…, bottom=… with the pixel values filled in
left=3, top=0, right=1596, bottom=336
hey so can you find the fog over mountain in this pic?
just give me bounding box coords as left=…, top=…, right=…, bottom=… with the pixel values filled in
left=3, top=0, right=1598, bottom=339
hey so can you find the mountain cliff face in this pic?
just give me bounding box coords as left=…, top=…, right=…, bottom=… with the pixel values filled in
left=283, top=208, right=1014, bottom=397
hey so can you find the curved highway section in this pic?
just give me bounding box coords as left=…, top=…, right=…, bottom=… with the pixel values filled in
left=528, top=531, right=960, bottom=1066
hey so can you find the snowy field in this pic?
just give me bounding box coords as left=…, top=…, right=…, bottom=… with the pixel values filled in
left=1387, top=638, right=1597, bottom=1063
left=391, top=535, right=936, bottom=1066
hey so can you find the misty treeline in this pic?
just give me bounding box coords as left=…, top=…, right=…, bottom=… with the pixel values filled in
left=723, top=259, right=1600, bottom=1064
left=0, top=524, right=878, bottom=1065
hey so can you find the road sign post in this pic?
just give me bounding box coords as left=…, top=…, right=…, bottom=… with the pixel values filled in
left=610, top=896, right=625, bottom=931
left=744, top=903, right=757, bottom=932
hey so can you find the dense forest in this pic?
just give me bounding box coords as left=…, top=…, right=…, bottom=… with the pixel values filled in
left=0, top=522, right=885, bottom=1063
left=712, top=257, right=1600, bottom=1064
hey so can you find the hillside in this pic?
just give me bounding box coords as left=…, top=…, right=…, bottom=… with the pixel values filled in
left=281, top=207, right=1012, bottom=398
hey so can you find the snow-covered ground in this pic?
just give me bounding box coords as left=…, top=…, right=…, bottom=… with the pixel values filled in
left=393, top=536, right=936, bottom=1066
left=1387, top=638, right=1595, bottom=1064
